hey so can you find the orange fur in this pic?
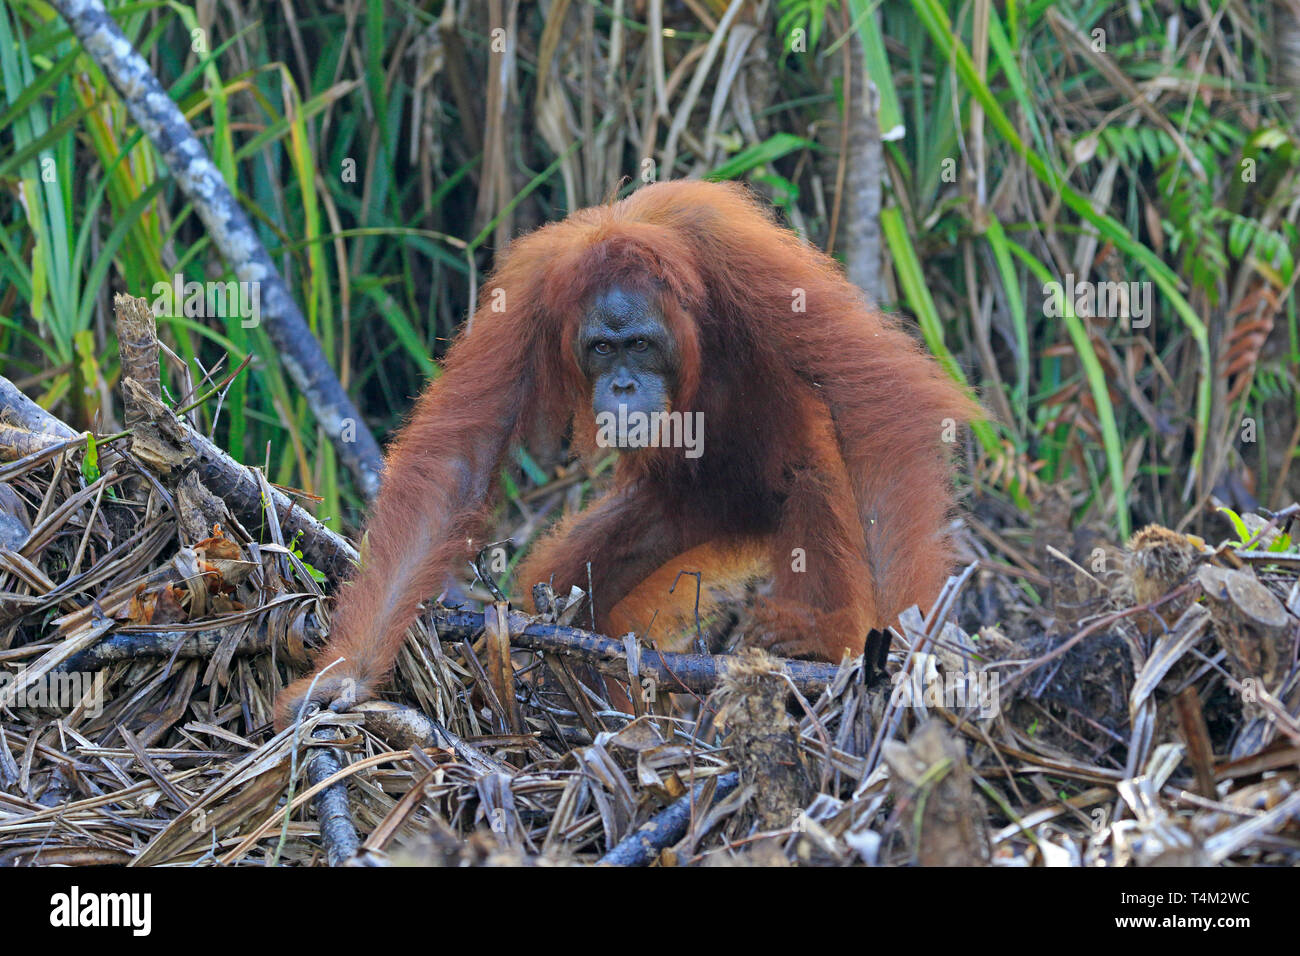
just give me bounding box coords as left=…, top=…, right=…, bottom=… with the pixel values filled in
left=605, top=540, right=769, bottom=654
left=274, top=180, right=980, bottom=729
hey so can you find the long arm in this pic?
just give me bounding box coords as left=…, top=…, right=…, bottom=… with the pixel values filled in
left=799, top=316, right=978, bottom=623
left=274, top=286, right=554, bottom=729
left=758, top=396, right=876, bottom=656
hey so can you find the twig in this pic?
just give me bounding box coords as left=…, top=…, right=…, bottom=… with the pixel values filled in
left=304, top=728, right=362, bottom=866
left=433, top=607, right=842, bottom=697
left=54, top=613, right=310, bottom=671
left=598, top=771, right=739, bottom=866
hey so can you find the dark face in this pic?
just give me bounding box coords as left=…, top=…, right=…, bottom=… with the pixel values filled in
left=576, top=287, right=680, bottom=420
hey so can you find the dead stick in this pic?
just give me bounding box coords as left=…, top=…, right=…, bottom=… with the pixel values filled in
left=0, top=374, right=79, bottom=441
left=54, top=616, right=312, bottom=672
left=432, top=608, right=841, bottom=697
left=306, top=728, right=362, bottom=866
left=598, top=771, right=740, bottom=866
left=61, top=605, right=842, bottom=701
left=0, top=374, right=84, bottom=462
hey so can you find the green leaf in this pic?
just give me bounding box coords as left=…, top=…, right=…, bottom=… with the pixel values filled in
left=1216, top=506, right=1250, bottom=547
left=705, top=133, right=817, bottom=181
left=82, top=433, right=100, bottom=484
